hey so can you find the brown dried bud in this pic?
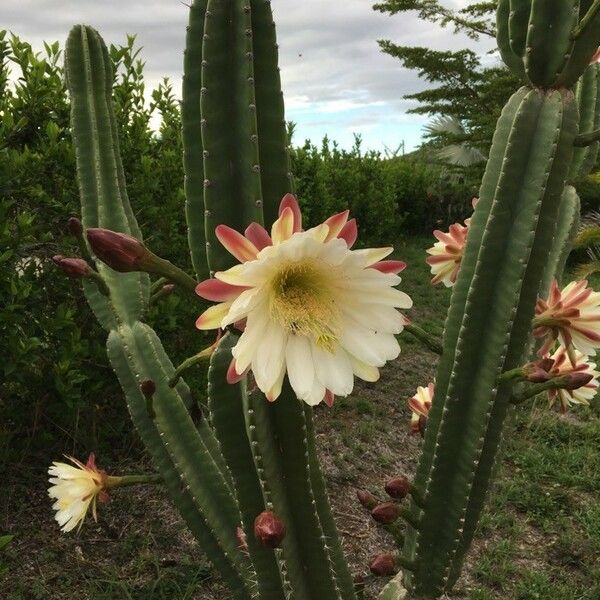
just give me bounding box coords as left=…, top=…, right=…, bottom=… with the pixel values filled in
left=140, top=379, right=156, bottom=398
left=356, top=489, right=377, bottom=510
left=67, top=217, right=83, bottom=237
left=86, top=228, right=150, bottom=273
left=369, top=553, right=397, bottom=576
left=371, top=502, right=401, bottom=524
left=563, top=373, right=594, bottom=390
left=235, top=526, right=248, bottom=552
left=254, top=511, right=286, bottom=548
left=385, top=476, right=411, bottom=500
left=52, top=255, right=93, bottom=278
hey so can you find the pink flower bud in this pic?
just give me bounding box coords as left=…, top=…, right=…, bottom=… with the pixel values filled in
left=563, top=373, right=594, bottom=390
left=384, top=476, right=411, bottom=500
left=140, top=379, right=156, bottom=398
left=162, top=284, right=176, bottom=295
left=52, top=255, right=93, bottom=278
left=371, top=502, right=401, bottom=524
left=254, top=511, right=286, bottom=548
left=356, top=489, right=377, bottom=510
left=67, top=217, right=83, bottom=237
left=369, top=553, right=397, bottom=576
left=86, top=228, right=150, bottom=273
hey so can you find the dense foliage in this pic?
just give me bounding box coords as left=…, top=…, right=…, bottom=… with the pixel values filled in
left=373, top=1, right=519, bottom=153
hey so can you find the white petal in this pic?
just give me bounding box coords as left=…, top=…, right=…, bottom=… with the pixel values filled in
left=349, top=354, right=380, bottom=382
left=303, top=378, right=326, bottom=406
left=312, top=344, right=354, bottom=397
left=252, top=323, right=287, bottom=392
left=286, top=335, right=315, bottom=399
left=221, top=288, right=262, bottom=327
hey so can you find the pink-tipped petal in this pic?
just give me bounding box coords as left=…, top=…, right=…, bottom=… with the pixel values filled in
left=279, top=193, right=302, bottom=232
left=216, top=225, right=259, bottom=263
left=244, top=222, right=273, bottom=251
left=195, top=279, right=249, bottom=302
left=271, top=206, right=295, bottom=245
left=195, top=303, right=230, bottom=330
left=324, top=210, right=349, bottom=241
left=323, top=389, right=335, bottom=407
left=227, top=358, right=247, bottom=384
left=371, top=260, right=407, bottom=274
left=338, top=218, right=358, bottom=247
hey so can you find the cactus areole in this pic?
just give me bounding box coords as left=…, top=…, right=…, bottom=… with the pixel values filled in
left=59, top=1, right=600, bottom=599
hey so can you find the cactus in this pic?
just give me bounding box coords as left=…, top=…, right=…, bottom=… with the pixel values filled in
left=400, top=2, right=600, bottom=597
left=57, top=1, right=600, bottom=599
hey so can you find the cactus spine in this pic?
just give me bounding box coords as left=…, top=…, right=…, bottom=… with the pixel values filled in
left=401, top=2, right=600, bottom=597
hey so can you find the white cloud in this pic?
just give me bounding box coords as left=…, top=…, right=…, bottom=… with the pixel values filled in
left=2, top=0, right=494, bottom=150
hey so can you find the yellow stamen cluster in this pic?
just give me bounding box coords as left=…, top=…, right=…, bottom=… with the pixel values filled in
left=269, top=260, right=338, bottom=351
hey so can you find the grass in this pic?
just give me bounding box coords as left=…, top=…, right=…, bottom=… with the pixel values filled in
left=1, top=236, right=599, bottom=599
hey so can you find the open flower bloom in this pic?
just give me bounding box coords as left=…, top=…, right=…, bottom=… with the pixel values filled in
left=545, top=345, right=599, bottom=413
left=534, top=279, right=600, bottom=360
left=425, top=199, right=477, bottom=287
left=196, top=194, right=412, bottom=405
left=48, top=453, right=109, bottom=532
left=407, top=382, right=434, bottom=434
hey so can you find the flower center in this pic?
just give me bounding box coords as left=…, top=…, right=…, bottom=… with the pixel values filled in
left=269, top=259, right=338, bottom=351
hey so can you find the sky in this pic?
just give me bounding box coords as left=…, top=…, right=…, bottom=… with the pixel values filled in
left=2, top=0, right=497, bottom=151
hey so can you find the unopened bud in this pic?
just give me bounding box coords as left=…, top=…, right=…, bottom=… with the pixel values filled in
left=86, top=228, right=150, bottom=273
left=524, top=358, right=554, bottom=383
left=254, top=511, right=286, bottom=548
left=162, top=283, right=176, bottom=295
left=371, top=502, right=401, bottom=524
left=235, top=526, right=248, bottom=552
left=563, top=373, right=594, bottom=390
left=140, top=379, right=156, bottom=398
left=67, top=217, right=83, bottom=237
left=385, top=476, right=411, bottom=500
left=369, top=553, right=397, bottom=576
left=356, top=489, right=377, bottom=510
left=52, top=255, right=93, bottom=278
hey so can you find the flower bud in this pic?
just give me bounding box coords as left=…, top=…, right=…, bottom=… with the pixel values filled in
left=52, top=255, right=93, bottom=278
left=369, top=553, right=397, bottom=576
left=356, top=488, right=377, bottom=510
left=563, top=373, right=594, bottom=390
left=140, top=379, right=156, bottom=398
left=162, top=283, right=176, bottom=295
left=67, top=217, right=83, bottom=237
left=371, top=502, right=401, bottom=524
left=86, top=228, right=150, bottom=273
left=384, top=476, right=411, bottom=500
left=254, top=511, right=286, bottom=548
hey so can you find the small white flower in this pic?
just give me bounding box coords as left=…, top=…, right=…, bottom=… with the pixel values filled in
left=48, top=453, right=108, bottom=532
left=196, top=194, right=412, bottom=406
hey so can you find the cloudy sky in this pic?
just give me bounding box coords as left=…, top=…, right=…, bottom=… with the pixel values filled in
left=3, top=0, right=497, bottom=151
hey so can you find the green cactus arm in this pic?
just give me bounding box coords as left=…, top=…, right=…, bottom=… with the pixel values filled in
left=444, top=94, right=579, bottom=590
left=496, top=0, right=527, bottom=81
left=201, top=0, right=264, bottom=273
left=183, top=0, right=210, bottom=280
left=557, top=0, right=600, bottom=86
left=65, top=25, right=149, bottom=328
left=250, top=0, right=294, bottom=225
left=570, top=64, right=599, bottom=180
left=405, top=88, right=576, bottom=597
left=303, top=405, right=358, bottom=600
left=508, top=0, right=532, bottom=60
left=524, top=0, right=578, bottom=87
left=114, top=322, right=252, bottom=580
left=208, top=333, right=287, bottom=600
left=106, top=328, right=251, bottom=599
